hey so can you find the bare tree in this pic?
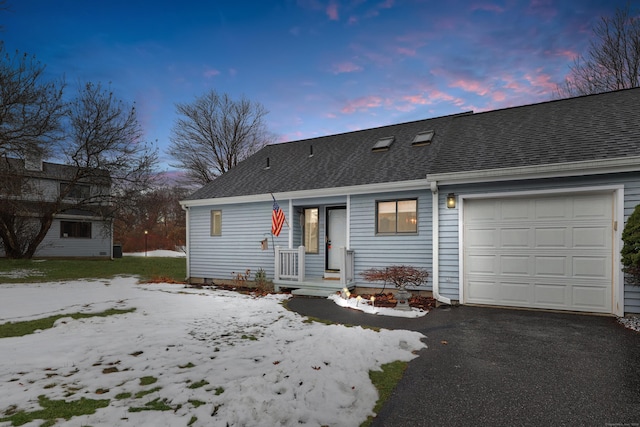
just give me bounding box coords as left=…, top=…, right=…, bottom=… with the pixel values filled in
left=0, top=82, right=159, bottom=258
left=0, top=42, right=65, bottom=160
left=168, top=90, right=274, bottom=186
left=557, top=4, right=640, bottom=97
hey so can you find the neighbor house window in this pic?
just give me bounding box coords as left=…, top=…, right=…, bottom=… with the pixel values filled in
left=304, top=207, right=319, bottom=253
left=210, top=210, right=222, bottom=236
left=60, top=221, right=91, bottom=238
left=376, top=199, right=417, bottom=234
left=60, top=183, right=90, bottom=199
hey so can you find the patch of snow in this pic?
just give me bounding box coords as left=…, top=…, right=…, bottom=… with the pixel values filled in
left=0, top=278, right=426, bottom=426
left=0, top=269, right=44, bottom=279
left=328, top=294, right=429, bottom=318
left=618, top=315, right=640, bottom=332
left=124, top=249, right=186, bottom=257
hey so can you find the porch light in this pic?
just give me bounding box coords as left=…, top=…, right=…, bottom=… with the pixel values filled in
left=446, top=193, right=456, bottom=209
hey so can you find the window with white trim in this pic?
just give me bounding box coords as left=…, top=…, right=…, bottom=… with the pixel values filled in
left=376, top=199, right=417, bottom=234
left=210, top=210, right=222, bottom=236
left=60, top=221, right=92, bottom=238
left=303, top=207, right=319, bottom=253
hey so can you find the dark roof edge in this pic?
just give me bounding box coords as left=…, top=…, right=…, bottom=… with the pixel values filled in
left=451, top=87, right=640, bottom=119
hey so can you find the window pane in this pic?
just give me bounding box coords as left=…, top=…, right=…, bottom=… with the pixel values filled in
left=377, top=201, right=396, bottom=233
left=60, top=221, right=91, bottom=238
left=397, top=200, right=417, bottom=233
left=304, top=208, right=319, bottom=253
left=211, top=210, right=222, bottom=236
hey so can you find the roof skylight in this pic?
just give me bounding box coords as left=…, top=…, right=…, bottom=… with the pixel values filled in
left=412, top=130, right=435, bottom=146
left=372, top=136, right=395, bottom=152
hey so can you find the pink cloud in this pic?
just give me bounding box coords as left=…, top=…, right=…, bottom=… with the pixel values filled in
left=524, top=69, right=556, bottom=92
left=396, top=47, right=416, bottom=56
left=341, top=95, right=383, bottom=113
left=449, top=79, right=490, bottom=96
left=326, top=2, right=339, bottom=20
left=203, top=68, right=220, bottom=78
left=331, top=62, right=363, bottom=74
left=471, top=3, right=505, bottom=13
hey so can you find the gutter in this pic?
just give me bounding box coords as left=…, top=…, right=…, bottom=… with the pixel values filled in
left=181, top=204, right=190, bottom=281
left=430, top=181, right=452, bottom=305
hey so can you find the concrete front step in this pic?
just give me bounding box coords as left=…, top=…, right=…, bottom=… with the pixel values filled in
left=291, top=288, right=339, bottom=297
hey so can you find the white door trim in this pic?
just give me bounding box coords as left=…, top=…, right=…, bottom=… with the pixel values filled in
left=457, top=184, right=624, bottom=316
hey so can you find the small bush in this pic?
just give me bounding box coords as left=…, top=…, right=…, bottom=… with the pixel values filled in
left=622, top=204, right=640, bottom=285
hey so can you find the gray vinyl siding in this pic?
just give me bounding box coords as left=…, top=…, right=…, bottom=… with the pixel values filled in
left=350, top=190, right=432, bottom=290
left=32, top=218, right=112, bottom=258
left=188, top=202, right=286, bottom=281
left=437, top=172, right=640, bottom=314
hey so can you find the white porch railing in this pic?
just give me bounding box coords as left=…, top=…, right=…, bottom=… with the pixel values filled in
left=274, top=245, right=355, bottom=285
left=340, top=247, right=355, bottom=285
left=274, top=246, right=305, bottom=282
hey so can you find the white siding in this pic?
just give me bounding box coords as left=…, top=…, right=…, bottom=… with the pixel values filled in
left=33, top=218, right=112, bottom=257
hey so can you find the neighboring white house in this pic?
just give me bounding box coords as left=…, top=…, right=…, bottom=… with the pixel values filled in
left=0, top=156, right=113, bottom=258
left=181, top=88, right=640, bottom=315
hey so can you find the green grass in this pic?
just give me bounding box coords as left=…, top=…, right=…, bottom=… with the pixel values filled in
left=134, top=386, right=162, bottom=399
left=0, top=257, right=186, bottom=284
left=139, top=376, right=157, bottom=386
left=128, top=397, right=175, bottom=412
left=360, top=361, right=408, bottom=427
left=0, top=395, right=109, bottom=426
left=187, top=380, right=209, bottom=389
left=0, top=308, right=136, bottom=338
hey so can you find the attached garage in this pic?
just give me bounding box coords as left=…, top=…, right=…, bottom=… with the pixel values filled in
left=462, top=191, right=616, bottom=314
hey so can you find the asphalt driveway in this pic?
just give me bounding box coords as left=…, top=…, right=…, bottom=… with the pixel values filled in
left=286, top=297, right=640, bottom=427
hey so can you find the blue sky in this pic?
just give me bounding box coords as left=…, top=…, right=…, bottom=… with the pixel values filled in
left=1, top=0, right=631, bottom=171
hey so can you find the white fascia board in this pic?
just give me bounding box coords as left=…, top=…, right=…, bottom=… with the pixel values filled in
left=427, top=156, right=640, bottom=186
left=180, top=179, right=429, bottom=207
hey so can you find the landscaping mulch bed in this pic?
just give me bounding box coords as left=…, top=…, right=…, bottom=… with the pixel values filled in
left=187, top=283, right=436, bottom=310
left=350, top=292, right=436, bottom=311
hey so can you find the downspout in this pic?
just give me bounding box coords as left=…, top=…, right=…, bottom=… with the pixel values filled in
left=431, top=181, right=452, bottom=305
left=181, top=204, right=190, bottom=282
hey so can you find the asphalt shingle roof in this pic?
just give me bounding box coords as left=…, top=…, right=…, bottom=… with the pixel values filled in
left=187, top=113, right=464, bottom=200
left=430, top=87, right=640, bottom=174
left=188, top=88, right=640, bottom=201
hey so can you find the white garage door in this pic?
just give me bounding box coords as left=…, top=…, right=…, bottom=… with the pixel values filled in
left=463, top=192, right=614, bottom=313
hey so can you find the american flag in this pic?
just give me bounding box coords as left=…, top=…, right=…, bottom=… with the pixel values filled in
left=272, top=199, right=286, bottom=237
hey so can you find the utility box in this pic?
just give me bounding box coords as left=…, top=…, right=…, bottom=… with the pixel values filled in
left=113, top=244, right=123, bottom=258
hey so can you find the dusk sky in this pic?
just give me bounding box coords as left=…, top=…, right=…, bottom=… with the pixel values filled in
left=1, top=0, right=632, bottom=171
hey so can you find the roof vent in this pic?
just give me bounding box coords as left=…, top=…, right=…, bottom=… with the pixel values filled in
left=264, top=157, right=270, bottom=170
left=309, top=145, right=313, bottom=157
left=412, top=130, right=435, bottom=146
left=372, top=136, right=395, bottom=152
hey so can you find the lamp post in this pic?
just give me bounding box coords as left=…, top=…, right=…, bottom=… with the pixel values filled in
left=144, top=230, right=148, bottom=257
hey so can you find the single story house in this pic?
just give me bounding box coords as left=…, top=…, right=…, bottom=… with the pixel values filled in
left=181, top=88, right=640, bottom=316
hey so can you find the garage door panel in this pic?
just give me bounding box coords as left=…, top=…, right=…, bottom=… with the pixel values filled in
left=535, top=227, right=568, bottom=248
left=468, top=254, right=497, bottom=274
left=464, top=192, right=614, bottom=313
left=573, top=227, right=610, bottom=248
left=573, top=256, right=609, bottom=278
left=501, top=228, right=530, bottom=247
left=572, top=286, right=610, bottom=311
left=573, top=195, right=611, bottom=219
left=466, top=228, right=497, bottom=248
left=501, top=199, right=531, bottom=220
left=466, top=280, right=497, bottom=302
left=500, top=255, right=530, bottom=275
left=535, top=256, right=568, bottom=277
left=500, top=281, right=531, bottom=303
left=535, top=198, right=568, bottom=220
left=533, top=283, right=568, bottom=306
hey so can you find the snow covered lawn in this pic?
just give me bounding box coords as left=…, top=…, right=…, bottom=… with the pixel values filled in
left=0, top=277, right=426, bottom=426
